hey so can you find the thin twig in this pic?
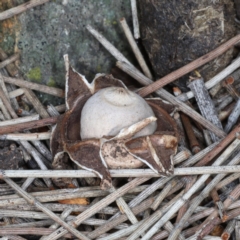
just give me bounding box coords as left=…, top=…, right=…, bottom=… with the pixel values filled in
left=0, top=114, right=39, bottom=126
left=2, top=75, right=64, bottom=98
left=5, top=166, right=240, bottom=178
left=3, top=177, right=90, bottom=239
left=168, top=142, right=240, bottom=240
left=0, top=116, right=58, bottom=134
left=0, top=0, right=50, bottom=21
left=137, top=35, right=240, bottom=97
left=87, top=25, right=134, bottom=68
left=0, top=54, right=19, bottom=69
left=177, top=56, right=240, bottom=101
left=43, top=177, right=149, bottom=240
left=139, top=138, right=240, bottom=240
left=8, top=88, right=25, bottom=99
left=0, top=132, right=51, bottom=141
left=120, top=18, right=152, bottom=79
left=116, top=61, right=226, bottom=138
left=130, top=0, right=140, bottom=39
left=23, top=88, right=50, bottom=119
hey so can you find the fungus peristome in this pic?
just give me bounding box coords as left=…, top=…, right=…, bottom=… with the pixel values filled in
left=50, top=55, right=178, bottom=189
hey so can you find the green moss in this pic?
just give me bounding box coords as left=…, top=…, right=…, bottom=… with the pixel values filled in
left=96, top=65, right=102, bottom=73
left=47, top=77, right=57, bottom=87
left=27, top=67, right=42, bottom=82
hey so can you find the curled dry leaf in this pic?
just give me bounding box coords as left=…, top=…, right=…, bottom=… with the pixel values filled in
left=50, top=55, right=178, bottom=189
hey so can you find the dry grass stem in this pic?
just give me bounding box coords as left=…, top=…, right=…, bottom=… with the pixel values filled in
left=0, top=74, right=10, bottom=102
left=177, top=56, right=240, bottom=101
left=151, top=179, right=178, bottom=211
left=0, top=48, right=19, bottom=77
left=0, top=114, right=39, bottom=126
left=2, top=75, right=64, bottom=97
left=224, top=98, right=240, bottom=133
left=40, top=207, right=72, bottom=240
left=116, top=61, right=226, bottom=138
left=126, top=191, right=182, bottom=240
left=109, top=186, right=139, bottom=225
left=44, top=177, right=149, bottom=240
left=53, top=104, right=66, bottom=113
left=235, top=221, right=240, bottom=239
left=168, top=142, right=240, bottom=240
left=30, top=139, right=52, bottom=162
left=197, top=184, right=240, bottom=238
left=5, top=165, right=240, bottom=178
left=141, top=138, right=240, bottom=240
left=221, top=219, right=236, bottom=240
left=8, top=88, right=25, bottom=98
left=0, top=54, right=19, bottom=69
left=0, top=228, right=55, bottom=236
left=196, top=123, right=240, bottom=167
left=0, top=116, right=58, bottom=134
left=86, top=197, right=154, bottom=239
left=130, top=0, right=140, bottom=39
left=0, top=98, right=11, bottom=120
left=87, top=25, right=134, bottom=68
left=2, top=202, right=118, bottom=215
left=222, top=77, right=240, bottom=100
left=0, top=87, right=18, bottom=119
left=19, top=140, right=53, bottom=188
left=0, top=0, right=50, bottom=21
left=216, top=173, right=240, bottom=190
left=120, top=18, right=152, bottom=79
left=97, top=221, right=143, bottom=240
left=46, top=104, right=60, bottom=117
left=23, top=88, right=50, bottom=119
left=188, top=78, right=223, bottom=142
left=137, top=35, right=240, bottom=97
left=0, top=132, right=51, bottom=141
left=3, top=177, right=90, bottom=239
left=0, top=83, right=53, bottom=188
left=217, top=95, right=234, bottom=112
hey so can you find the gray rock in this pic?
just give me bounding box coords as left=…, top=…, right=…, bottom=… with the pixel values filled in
left=0, top=0, right=133, bottom=104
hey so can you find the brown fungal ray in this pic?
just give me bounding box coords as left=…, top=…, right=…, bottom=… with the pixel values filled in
left=64, top=95, right=89, bottom=141
left=92, top=74, right=126, bottom=93
left=125, top=134, right=178, bottom=175
left=64, top=55, right=92, bottom=110
left=147, top=100, right=178, bottom=138
left=50, top=115, right=64, bottom=159
left=146, top=98, right=176, bottom=115
left=100, top=139, right=143, bottom=169
left=51, top=56, right=115, bottom=188
left=66, top=140, right=112, bottom=189
left=52, top=152, right=76, bottom=188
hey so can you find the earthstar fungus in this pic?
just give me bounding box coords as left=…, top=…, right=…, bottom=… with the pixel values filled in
left=50, top=55, right=178, bottom=189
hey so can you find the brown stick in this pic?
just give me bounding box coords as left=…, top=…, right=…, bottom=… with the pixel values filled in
left=195, top=123, right=240, bottom=167
left=180, top=113, right=201, bottom=154
left=138, top=34, right=240, bottom=97
left=0, top=87, right=18, bottom=119
left=0, top=48, right=19, bottom=77
left=0, top=53, right=19, bottom=69
left=0, top=116, right=58, bottom=134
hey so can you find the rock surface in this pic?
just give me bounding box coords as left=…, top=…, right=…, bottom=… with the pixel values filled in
left=0, top=0, right=132, bottom=103
left=139, top=0, right=237, bottom=90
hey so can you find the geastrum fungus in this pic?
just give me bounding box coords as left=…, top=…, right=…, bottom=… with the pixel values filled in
left=50, top=55, right=178, bottom=189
